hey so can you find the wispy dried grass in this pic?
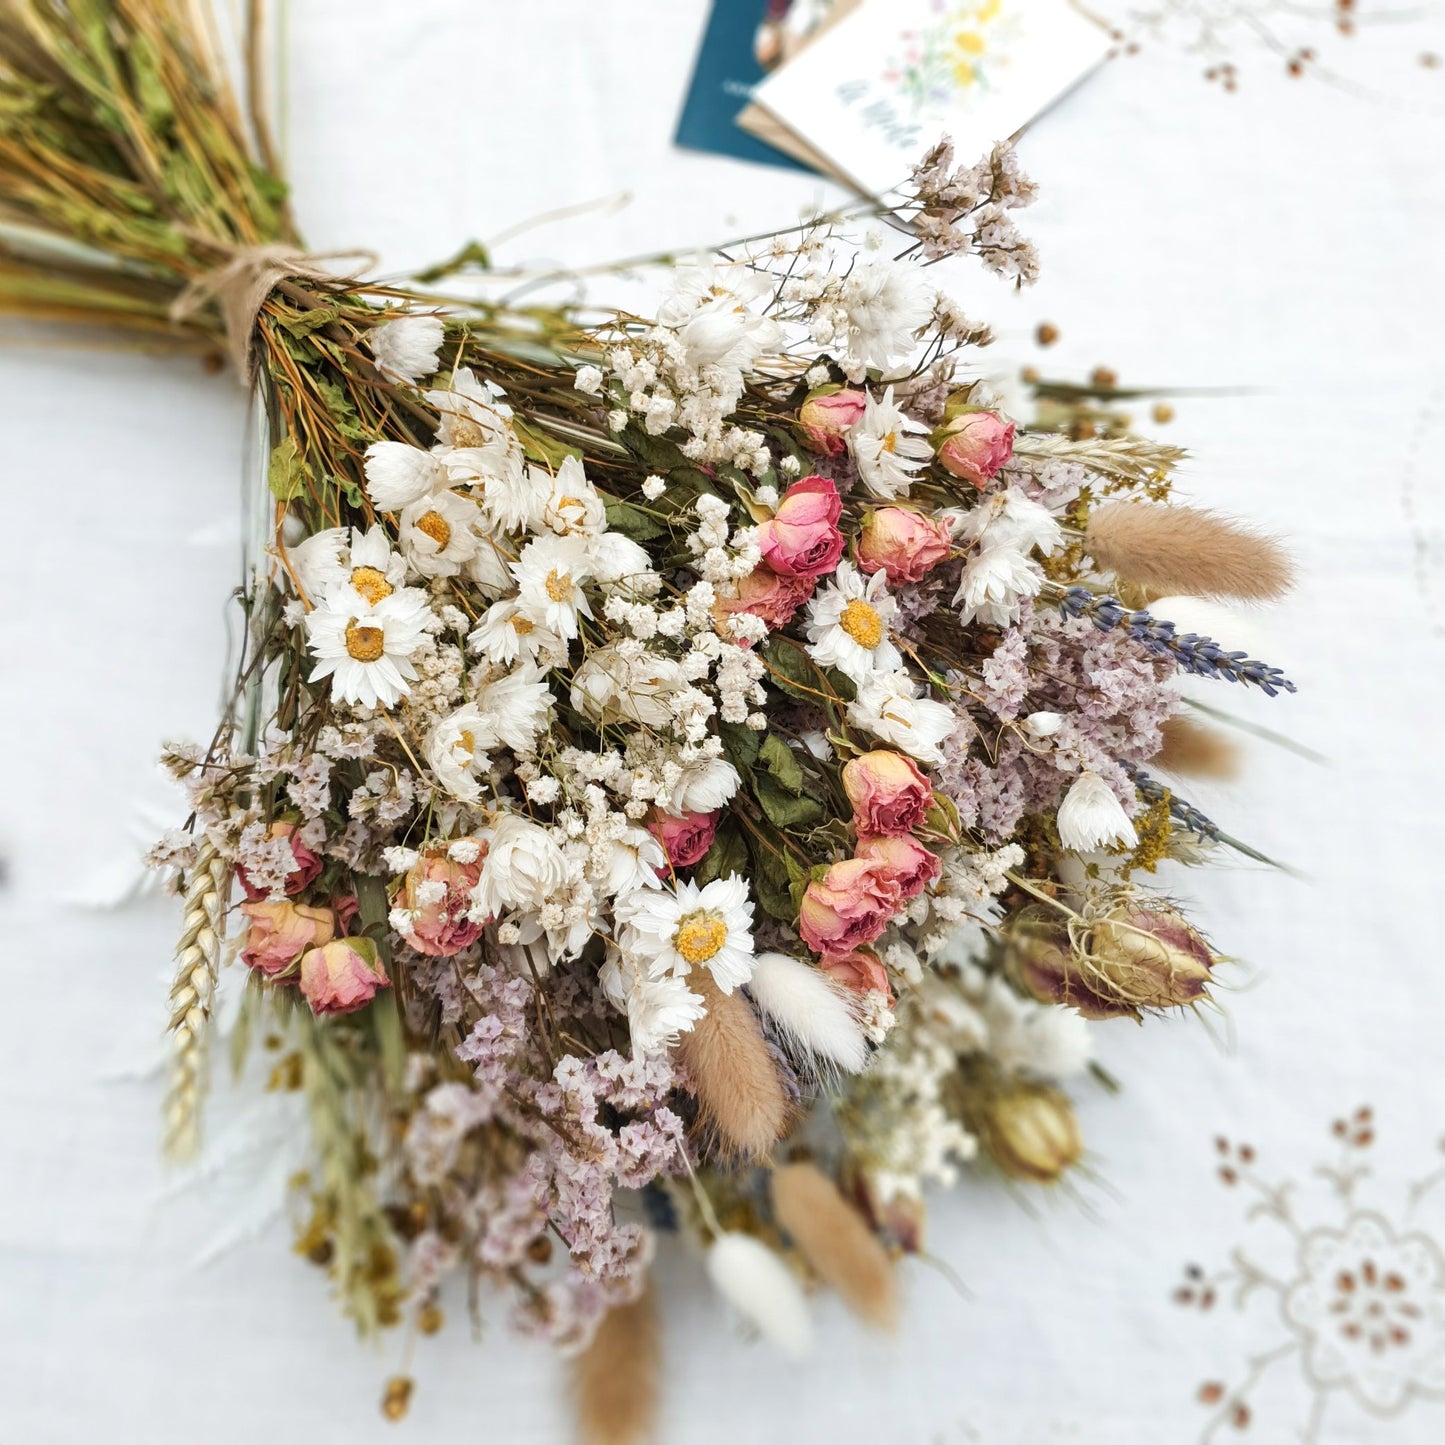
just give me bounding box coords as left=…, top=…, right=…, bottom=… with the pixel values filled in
left=677, top=974, right=790, bottom=1161
left=770, top=1162, right=899, bottom=1331
left=573, top=1282, right=661, bottom=1445
left=1085, top=502, right=1293, bottom=602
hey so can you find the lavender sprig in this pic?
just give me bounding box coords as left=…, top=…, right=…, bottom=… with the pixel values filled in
left=1056, top=588, right=1296, bottom=697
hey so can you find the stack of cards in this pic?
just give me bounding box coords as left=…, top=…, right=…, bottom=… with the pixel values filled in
left=676, top=0, right=1112, bottom=195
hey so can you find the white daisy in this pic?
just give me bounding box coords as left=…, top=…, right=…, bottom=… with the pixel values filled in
left=363, top=441, right=448, bottom=511
left=512, top=532, right=594, bottom=640
left=1056, top=771, right=1138, bottom=852
left=286, top=526, right=348, bottom=602
left=667, top=756, right=741, bottom=814
left=305, top=585, right=431, bottom=710
left=615, top=874, right=755, bottom=994
left=397, top=489, right=481, bottom=579
left=425, top=367, right=513, bottom=449
left=804, top=560, right=902, bottom=682
left=954, top=547, right=1043, bottom=627
left=539, top=455, right=607, bottom=537
left=840, top=257, right=935, bottom=373
left=849, top=387, right=932, bottom=499
left=846, top=670, right=956, bottom=766
left=425, top=703, right=490, bottom=803
left=468, top=598, right=565, bottom=668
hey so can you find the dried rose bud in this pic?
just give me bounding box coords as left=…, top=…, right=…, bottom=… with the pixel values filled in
left=976, top=1081, right=1083, bottom=1184
left=930, top=408, right=1015, bottom=489
left=798, top=385, right=868, bottom=455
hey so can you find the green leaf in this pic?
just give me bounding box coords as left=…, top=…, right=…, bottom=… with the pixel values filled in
left=758, top=733, right=805, bottom=794
left=748, top=838, right=796, bottom=923
left=414, top=239, right=493, bottom=285
left=513, top=417, right=578, bottom=469
left=281, top=304, right=341, bottom=340
left=315, top=376, right=369, bottom=442
left=695, top=818, right=749, bottom=888
left=267, top=435, right=308, bottom=501
left=761, top=637, right=843, bottom=708
left=604, top=499, right=668, bottom=543
left=755, top=773, right=824, bottom=829
left=718, top=720, right=762, bottom=774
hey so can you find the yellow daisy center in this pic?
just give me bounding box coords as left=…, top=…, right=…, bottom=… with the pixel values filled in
left=415, top=510, right=451, bottom=549
left=840, top=598, right=884, bottom=650
left=881, top=430, right=898, bottom=454
left=345, top=621, right=386, bottom=663
left=456, top=728, right=476, bottom=762
left=351, top=566, right=392, bottom=605
left=449, top=417, right=485, bottom=448
left=510, top=615, right=535, bottom=635
left=557, top=495, right=582, bottom=512
left=545, top=568, right=572, bottom=603
left=675, top=911, right=728, bottom=965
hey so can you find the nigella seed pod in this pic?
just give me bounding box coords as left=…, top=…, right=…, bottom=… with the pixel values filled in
left=976, top=1081, right=1083, bottom=1185
left=1088, top=900, right=1215, bottom=1012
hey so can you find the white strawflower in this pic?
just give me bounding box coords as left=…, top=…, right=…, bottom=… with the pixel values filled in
left=840, top=256, right=934, bottom=374
left=959, top=488, right=1063, bottom=556
left=305, top=585, right=430, bottom=711
left=426, top=366, right=511, bottom=448
left=668, top=756, right=741, bottom=814
left=511, top=532, right=594, bottom=640
left=1022, top=711, right=1063, bottom=738
left=472, top=815, right=570, bottom=915
left=287, top=526, right=348, bottom=601
left=597, top=826, right=667, bottom=896
left=804, top=560, right=902, bottom=682
left=363, top=441, right=448, bottom=511
left=570, top=644, right=689, bottom=728
left=539, top=455, right=607, bottom=536
left=590, top=531, right=657, bottom=593
left=849, top=386, right=932, bottom=499
left=573, top=364, right=604, bottom=395
left=370, top=313, right=445, bottom=383
left=474, top=668, right=551, bottom=755
left=954, top=547, right=1042, bottom=627
left=600, top=958, right=705, bottom=1057
left=615, top=874, right=755, bottom=994
left=1056, top=771, right=1138, bottom=852
left=846, top=670, right=956, bottom=766
left=397, top=490, right=481, bottom=578
left=425, top=703, right=489, bottom=803
left=465, top=533, right=517, bottom=600
left=659, top=260, right=783, bottom=371
left=468, top=598, right=564, bottom=667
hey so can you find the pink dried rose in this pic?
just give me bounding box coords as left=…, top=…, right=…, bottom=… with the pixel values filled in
left=719, top=563, right=817, bottom=631
left=299, top=937, right=390, bottom=1016
left=756, top=475, right=846, bottom=579
left=239, top=900, right=336, bottom=979
left=818, top=948, right=894, bottom=1002
left=854, top=834, right=941, bottom=900
left=237, top=820, right=324, bottom=900
left=856, top=506, right=953, bottom=586
left=841, top=750, right=933, bottom=837
left=798, top=858, right=901, bottom=957
left=398, top=844, right=487, bottom=957
left=798, top=386, right=867, bottom=456
left=933, top=409, right=1015, bottom=490
left=647, top=808, right=719, bottom=872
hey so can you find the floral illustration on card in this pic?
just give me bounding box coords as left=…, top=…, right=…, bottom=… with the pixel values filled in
left=883, top=0, right=1022, bottom=110
left=1173, top=1108, right=1445, bottom=1441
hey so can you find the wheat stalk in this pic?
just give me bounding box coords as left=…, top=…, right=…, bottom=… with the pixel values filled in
left=1014, top=432, right=1187, bottom=485
left=163, top=836, right=230, bottom=1160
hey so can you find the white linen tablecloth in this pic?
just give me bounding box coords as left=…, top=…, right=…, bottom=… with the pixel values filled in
left=3, top=4, right=1445, bottom=1441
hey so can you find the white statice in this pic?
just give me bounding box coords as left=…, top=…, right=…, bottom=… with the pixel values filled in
left=305, top=584, right=431, bottom=710
left=838, top=256, right=934, bottom=375
left=570, top=644, right=690, bottom=728
left=397, top=490, right=482, bottom=578
left=1056, top=771, right=1138, bottom=852
left=847, top=671, right=956, bottom=766
left=363, top=441, right=448, bottom=511
left=615, top=874, right=756, bottom=994
left=370, top=313, right=445, bottom=383
left=472, top=814, right=570, bottom=916
left=511, top=532, right=595, bottom=641
left=468, top=598, right=564, bottom=668
left=954, top=547, right=1043, bottom=627
left=539, top=455, right=607, bottom=537
left=805, top=561, right=902, bottom=682
left=425, top=703, right=490, bottom=803
left=849, top=386, right=932, bottom=499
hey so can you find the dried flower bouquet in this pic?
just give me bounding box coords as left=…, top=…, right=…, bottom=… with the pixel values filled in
left=0, top=2, right=1295, bottom=1437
